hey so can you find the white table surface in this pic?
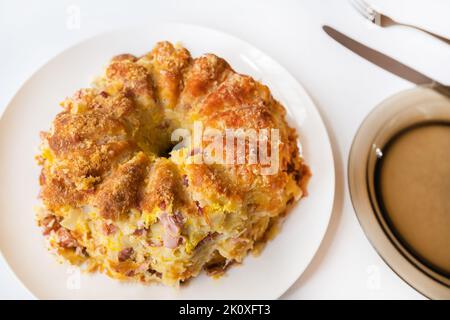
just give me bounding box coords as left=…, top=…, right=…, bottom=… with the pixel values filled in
left=1, top=0, right=449, bottom=300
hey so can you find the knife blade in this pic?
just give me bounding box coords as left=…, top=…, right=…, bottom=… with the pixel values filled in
left=322, top=25, right=450, bottom=97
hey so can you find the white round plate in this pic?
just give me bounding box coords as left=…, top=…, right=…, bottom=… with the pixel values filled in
left=0, top=23, right=334, bottom=299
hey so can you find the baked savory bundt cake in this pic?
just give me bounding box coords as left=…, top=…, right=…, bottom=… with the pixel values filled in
left=35, top=41, right=310, bottom=286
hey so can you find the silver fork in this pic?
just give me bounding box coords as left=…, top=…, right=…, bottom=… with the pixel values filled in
left=350, top=0, right=450, bottom=44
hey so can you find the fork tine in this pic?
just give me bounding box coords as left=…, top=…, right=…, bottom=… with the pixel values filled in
left=349, top=0, right=371, bottom=20
left=359, top=0, right=378, bottom=17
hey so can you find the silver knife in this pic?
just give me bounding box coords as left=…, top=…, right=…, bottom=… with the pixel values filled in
left=322, top=25, right=450, bottom=97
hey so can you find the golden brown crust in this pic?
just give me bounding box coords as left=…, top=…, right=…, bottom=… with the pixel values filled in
left=182, top=55, right=231, bottom=100
left=140, top=158, right=182, bottom=213
left=198, top=74, right=278, bottom=130
left=111, top=54, right=138, bottom=62
left=40, top=173, right=87, bottom=211
left=143, top=41, right=191, bottom=109
left=96, top=152, right=149, bottom=219
left=105, top=59, right=154, bottom=101
left=40, top=89, right=140, bottom=211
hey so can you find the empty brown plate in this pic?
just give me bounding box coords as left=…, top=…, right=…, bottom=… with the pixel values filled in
left=348, top=86, right=450, bottom=299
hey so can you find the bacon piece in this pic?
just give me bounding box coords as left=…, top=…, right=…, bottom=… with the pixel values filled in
left=147, top=239, right=163, bottom=247
left=118, top=247, right=134, bottom=262
left=160, top=212, right=182, bottom=235
left=136, top=262, right=150, bottom=273
left=148, top=269, right=162, bottom=278
left=125, top=270, right=135, bottom=277
left=195, top=201, right=204, bottom=215
left=102, top=222, right=117, bottom=235
left=172, top=211, right=185, bottom=226
left=57, top=228, right=78, bottom=248
left=162, top=234, right=180, bottom=249
left=196, top=232, right=218, bottom=249
left=40, top=215, right=60, bottom=236
left=181, top=175, right=189, bottom=187
left=133, top=228, right=145, bottom=236
left=159, top=212, right=185, bottom=249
